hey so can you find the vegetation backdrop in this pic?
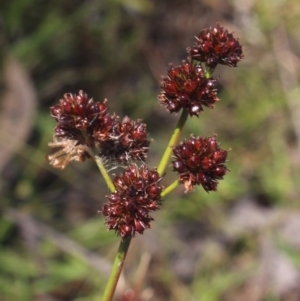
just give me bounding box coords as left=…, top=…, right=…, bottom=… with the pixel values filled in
left=1, top=0, right=300, bottom=300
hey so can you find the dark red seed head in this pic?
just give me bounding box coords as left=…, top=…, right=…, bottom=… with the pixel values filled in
left=97, top=116, right=151, bottom=163
left=187, top=23, right=244, bottom=68
left=172, top=135, right=229, bottom=192
left=50, top=91, right=111, bottom=148
left=101, top=165, right=163, bottom=239
left=158, top=60, right=219, bottom=116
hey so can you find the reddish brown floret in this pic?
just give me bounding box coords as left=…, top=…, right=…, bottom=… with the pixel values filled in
left=172, top=135, right=228, bottom=192
left=93, top=113, right=117, bottom=143
left=102, top=164, right=163, bottom=238
left=96, top=116, right=151, bottom=163
left=50, top=90, right=110, bottom=147
left=187, top=23, right=244, bottom=68
left=158, top=61, right=218, bottom=116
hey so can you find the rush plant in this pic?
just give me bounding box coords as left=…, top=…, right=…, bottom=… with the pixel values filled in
left=47, top=23, right=243, bottom=301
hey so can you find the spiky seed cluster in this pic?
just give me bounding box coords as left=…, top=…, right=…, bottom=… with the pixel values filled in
left=50, top=90, right=110, bottom=147
left=49, top=91, right=151, bottom=168
left=172, top=135, right=228, bottom=192
left=102, top=165, right=163, bottom=238
left=158, top=61, right=218, bottom=116
left=187, top=23, right=244, bottom=68
left=98, top=116, right=151, bottom=163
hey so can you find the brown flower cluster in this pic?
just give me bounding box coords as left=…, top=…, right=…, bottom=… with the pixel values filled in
left=102, top=165, right=163, bottom=238
left=51, top=90, right=109, bottom=147
left=187, top=23, right=244, bottom=68
left=49, top=91, right=150, bottom=167
left=172, top=135, right=228, bottom=192
left=159, top=23, right=243, bottom=116
left=158, top=60, right=218, bottom=116
left=98, top=116, right=150, bottom=163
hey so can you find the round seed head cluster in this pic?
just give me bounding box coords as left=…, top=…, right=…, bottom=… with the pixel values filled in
left=49, top=91, right=151, bottom=166
left=158, top=61, right=218, bottom=116
left=172, top=135, right=228, bottom=192
left=187, top=23, right=244, bottom=68
left=98, top=116, right=151, bottom=163
left=102, top=164, right=163, bottom=238
left=50, top=90, right=109, bottom=147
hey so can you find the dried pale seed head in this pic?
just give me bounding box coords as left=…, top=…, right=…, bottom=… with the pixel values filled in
left=47, top=137, right=91, bottom=169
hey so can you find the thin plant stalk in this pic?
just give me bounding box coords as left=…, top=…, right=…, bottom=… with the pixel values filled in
left=95, top=155, right=116, bottom=193
left=101, top=238, right=131, bottom=301
left=157, top=109, right=188, bottom=176
left=161, top=179, right=180, bottom=198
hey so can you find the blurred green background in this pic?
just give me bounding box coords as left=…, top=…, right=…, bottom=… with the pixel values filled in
left=1, top=0, right=300, bottom=300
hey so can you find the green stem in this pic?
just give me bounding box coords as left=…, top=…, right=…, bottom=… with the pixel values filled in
left=101, top=238, right=131, bottom=301
left=161, top=180, right=180, bottom=198
left=204, top=68, right=214, bottom=78
left=94, top=155, right=115, bottom=193
left=157, top=109, right=188, bottom=176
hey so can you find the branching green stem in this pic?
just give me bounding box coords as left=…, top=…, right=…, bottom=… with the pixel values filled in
left=157, top=109, right=188, bottom=176
left=95, top=156, right=115, bottom=193
left=161, top=180, right=180, bottom=198
left=96, top=63, right=215, bottom=301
